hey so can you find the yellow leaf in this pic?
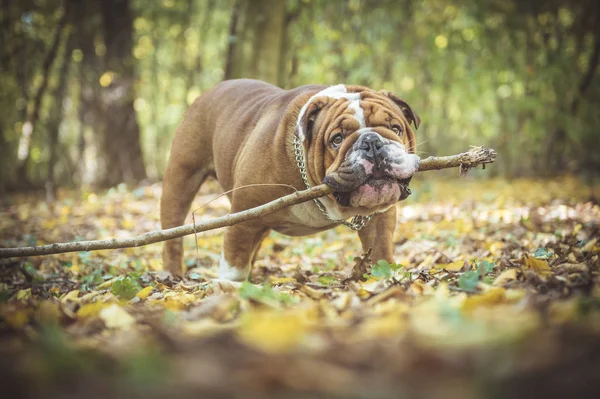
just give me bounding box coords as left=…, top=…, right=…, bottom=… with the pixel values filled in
left=15, top=288, right=32, bottom=301
left=582, top=238, right=598, bottom=253
left=99, top=304, right=135, bottom=329
left=299, top=284, right=325, bottom=299
left=237, top=309, right=309, bottom=353
left=486, top=241, right=504, bottom=256
left=61, top=290, right=80, bottom=302
left=163, top=298, right=186, bottom=311
left=493, top=268, right=518, bottom=286
left=78, top=302, right=109, bottom=318
left=154, top=283, right=169, bottom=292
left=268, top=276, right=295, bottom=285
left=436, top=260, right=465, bottom=271
left=522, top=254, right=552, bottom=278
left=356, top=288, right=371, bottom=299
left=96, top=278, right=116, bottom=290
left=136, top=286, right=153, bottom=300
left=462, top=287, right=505, bottom=312
left=163, top=293, right=195, bottom=311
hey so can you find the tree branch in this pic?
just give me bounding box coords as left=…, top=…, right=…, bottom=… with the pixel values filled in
left=417, top=146, right=497, bottom=176
left=0, top=147, right=496, bottom=259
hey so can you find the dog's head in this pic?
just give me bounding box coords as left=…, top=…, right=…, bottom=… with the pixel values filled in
left=296, top=85, right=420, bottom=218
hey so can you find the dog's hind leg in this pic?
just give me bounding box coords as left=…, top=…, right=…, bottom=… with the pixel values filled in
left=161, top=112, right=214, bottom=276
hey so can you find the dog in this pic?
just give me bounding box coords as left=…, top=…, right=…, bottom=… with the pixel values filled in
left=160, top=79, right=420, bottom=280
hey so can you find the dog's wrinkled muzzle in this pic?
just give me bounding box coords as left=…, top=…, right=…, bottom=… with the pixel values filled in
left=323, top=132, right=420, bottom=208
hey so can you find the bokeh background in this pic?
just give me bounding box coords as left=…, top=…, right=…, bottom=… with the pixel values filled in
left=2, top=0, right=600, bottom=193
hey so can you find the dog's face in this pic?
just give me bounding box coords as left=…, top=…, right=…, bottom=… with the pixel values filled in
left=297, top=85, right=420, bottom=217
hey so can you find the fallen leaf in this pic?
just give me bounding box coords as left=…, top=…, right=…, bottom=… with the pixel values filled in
left=436, top=260, right=465, bottom=271
left=462, top=287, right=505, bottom=312
left=136, top=286, right=153, bottom=300
left=522, top=254, right=552, bottom=279
left=15, top=289, right=32, bottom=301
left=99, top=304, right=135, bottom=329
left=493, top=268, right=519, bottom=286
left=237, top=309, right=309, bottom=353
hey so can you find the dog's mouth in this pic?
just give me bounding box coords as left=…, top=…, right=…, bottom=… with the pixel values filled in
left=332, top=177, right=412, bottom=208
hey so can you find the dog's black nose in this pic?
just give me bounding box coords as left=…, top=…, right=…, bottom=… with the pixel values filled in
left=357, top=132, right=386, bottom=164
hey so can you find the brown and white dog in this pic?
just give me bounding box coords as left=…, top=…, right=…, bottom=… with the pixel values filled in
left=160, top=79, right=420, bottom=280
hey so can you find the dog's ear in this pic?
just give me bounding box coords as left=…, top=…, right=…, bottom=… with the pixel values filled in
left=296, top=101, right=322, bottom=143
left=381, top=91, right=421, bottom=130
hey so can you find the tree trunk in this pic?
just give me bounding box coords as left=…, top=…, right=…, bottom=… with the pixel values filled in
left=15, top=8, right=67, bottom=186
left=46, top=30, right=75, bottom=195
left=224, top=0, right=286, bottom=84
left=98, top=0, right=146, bottom=187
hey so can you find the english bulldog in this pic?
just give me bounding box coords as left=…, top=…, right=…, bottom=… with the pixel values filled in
left=161, top=79, right=420, bottom=280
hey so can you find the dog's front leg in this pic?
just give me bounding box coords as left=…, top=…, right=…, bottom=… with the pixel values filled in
left=357, top=206, right=397, bottom=263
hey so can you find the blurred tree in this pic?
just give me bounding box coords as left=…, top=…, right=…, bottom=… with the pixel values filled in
left=98, top=0, right=146, bottom=186
left=1, top=0, right=599, bottom=191
left=224, top=0, right=286, bottom=84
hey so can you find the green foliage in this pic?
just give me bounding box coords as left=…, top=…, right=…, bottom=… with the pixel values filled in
left=317, top=275, right=336, bottom=286
left=533, top=247, right=553, bottom=259
left=458, top=260, right=496, bottom=291
left=239, top=282, right=296, bottom=305
left=478, top=260, right=495, bottom=275
left=188, top=272, right=202, bottom=280
left=369, top=260, right=404, bottom=280
left=79, top=268, right=104, bottom=292
left=458, top=271, right=480, bottom=291
left=111, top=277, right=142, bottom=300
left=2, top=0, right=599, bottom=188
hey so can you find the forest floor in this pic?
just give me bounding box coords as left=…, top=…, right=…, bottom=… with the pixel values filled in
left=1, top=176, right=600, bottom=398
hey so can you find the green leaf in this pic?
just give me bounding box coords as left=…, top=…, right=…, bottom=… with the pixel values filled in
left=111, top=277, right=142, bottom=300
left=238, top=282, right=297, bottom=305
left=371, top=260, right=392, bottom=279
left=24, top=262, right=37, bottom=277
left=317, top=275, right=335, bottom=286
left=390, top=263, right=404, bottom=272
left=533, top=247, right=553, bottom=259
left=189, top=272, right=202, bottom=280
left=239, top=281, right=263, bottom=300
left=477, top=260, right=495, bottom=275
left=458, top=271, right=479, bottom=291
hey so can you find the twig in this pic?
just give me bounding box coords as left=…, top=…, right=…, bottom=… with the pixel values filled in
left=418, top=146, right=497, bottom=176
left=0, top=185, right=332, bottom=259
left=0, top=147, right=496, bottom=260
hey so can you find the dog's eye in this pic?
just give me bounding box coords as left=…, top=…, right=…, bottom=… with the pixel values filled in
left=392, top=125, right=403, bottom=136
left=331, top=134, right=344, bottom=147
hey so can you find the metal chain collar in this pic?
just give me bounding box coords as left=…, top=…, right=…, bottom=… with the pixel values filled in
left=293, top=133, right=372, bottom=231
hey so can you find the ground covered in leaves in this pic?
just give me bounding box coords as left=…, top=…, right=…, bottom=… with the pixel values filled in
left=1, top=177, right=600, bottom=398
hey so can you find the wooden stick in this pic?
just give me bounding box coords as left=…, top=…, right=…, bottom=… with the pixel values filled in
left=0, top=147, right=496, bottom=259
left=418, top=146, right=497, bottom=176
left=0, top=185, right=331, bottom=259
